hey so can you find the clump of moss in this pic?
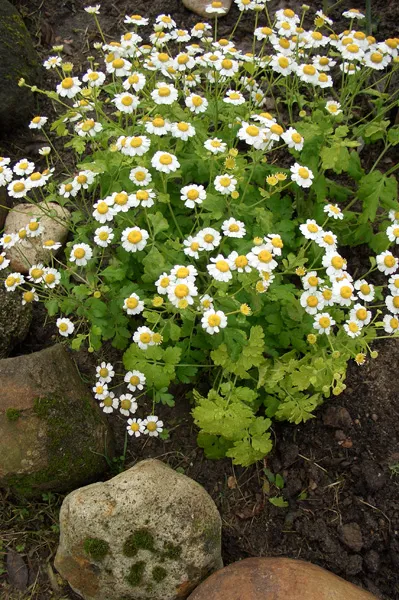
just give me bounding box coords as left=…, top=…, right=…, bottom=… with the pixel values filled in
left=152, top=566, right=167, bottom=583
left=123, top=529, right=155, bottom=557
left=5, top=408, right=21, bottom=422
left=126, top=561, right=146, bottom=587
left=83, top=537, right=110, bottom=561
left=162, top=542, right=182, bottom=560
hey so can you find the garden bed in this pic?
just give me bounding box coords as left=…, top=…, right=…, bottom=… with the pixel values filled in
left=1, top=0, right=399, bottom=599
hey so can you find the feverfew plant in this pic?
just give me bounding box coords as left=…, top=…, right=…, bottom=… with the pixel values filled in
left=1, top=3, right=399, bottom=465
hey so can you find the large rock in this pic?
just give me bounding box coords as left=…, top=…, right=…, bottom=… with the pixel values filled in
left=182, top=0, right=232, bottom=18
left=55, top=459, right=223, bottom=600
left=4, top=202, right=70, bottom=273
left=0, top=1, right=38, bottom=131
left=187, top=558, right=377, bottom=600
left=0, top=344, right=113, bottom=496
left=0, top=277, right=32, bottom=358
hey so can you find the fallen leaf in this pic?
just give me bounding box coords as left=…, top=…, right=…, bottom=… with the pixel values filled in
left=7, top=549, right=28, bottom=591
left=227, top=476, right=237, bottom=489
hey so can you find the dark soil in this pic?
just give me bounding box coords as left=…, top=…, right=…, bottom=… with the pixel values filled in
left=1, top=1, right=399, bottom=599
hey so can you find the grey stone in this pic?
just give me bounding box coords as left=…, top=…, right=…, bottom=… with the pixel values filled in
left=4, top=202, right=70, bottom=273
left=339, top=523, right=363, bottom=552
left=0, top=344, right=113, bottom=496
left=55, top=459, right=223, bottom=600
left=0, top=1, right=39, bottom=131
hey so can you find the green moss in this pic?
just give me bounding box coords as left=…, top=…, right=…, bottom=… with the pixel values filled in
left=83, top=537, right=109, bottom=561
left=152, top=566, right=167, bottom=583
left=123, top=529, right=155, bottom=557
left=5, top=408, right=21, bottom=422
left=162, top=542, right=182, bottom=560
left=126, top=561, right=146, bottom=587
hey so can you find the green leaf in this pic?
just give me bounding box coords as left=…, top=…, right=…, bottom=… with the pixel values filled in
left=148, top=211, right=169, bottom=236
left=269, top=496, right=288, bottom=508
left=211, top=325, right=265, bottom=378
left=142, top=247, right=166, bottom=281
left=358, top=170, right=398, bottom=223
left=45, top=299, right=58, bottom=316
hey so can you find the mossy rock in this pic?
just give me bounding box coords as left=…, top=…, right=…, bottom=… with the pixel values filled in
left=0, top=344, right=114, bottom=497
left=0, top=0, right=39, bottom=131
left=0, top=274, right=32, bottom=358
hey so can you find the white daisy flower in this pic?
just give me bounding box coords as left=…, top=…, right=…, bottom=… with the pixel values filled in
left=204, top=138, right=227, bottom=154
left=122, top=135, right=151, bottom=157
left=315, top=10, right=333, bottom=25
left=0, top=252, right=10, bottom=271
left=111, top=191, right=135, bottom=213
left=123, top=293, right=144, bottom=315
left=332, top=280, right=356, bottom=306
left=199, top=294, right=214, bottom=311
left=265, top=234, right=284, bottom=256
left=313, top=312, right=335, bottom=335
left=222, top=218, right=246, bottom=238
left=191, top=22, right=212, bottom=38
left=151, top=151, right=180, bottom=174
left=183, top=236, right=202, bottom=259
left=38, top=146, right=51, bottom=156
left=106, top=57, right=132, bottom=76
left=96, top=361, right=115, bottom=383
left=389, top=209, right=399, bottom=223
left=322, top=252, right=347, bottom=278
left=376, top=251, right=398, bottom=275
left=173, top=52, right=195, bottom=71
left=214, top=174, right=237, bottom=195
left=25, top=171, right=49, bottom=189
left=386, top=294, right=399, bottom=314
left=167, top=281, right=198, bottom=308
left=185, top=93, right=208, bottom=114
left=0, top=232, right=18, bottom=249
left=132, top=189, right=156, bottom=208
left=92, top=382, right=109, bottom=400
left=92, top=198, right=115, bottom=223
left=237, top=121, right=265, bottom=148
left=180, top=184, right=206, bottom=208
left=121, top=227, right=149, bottom=252
left=69, top=243, right=93, bottom=266
left=4, top=272, right=25, bottom=292
left=296, top=64, right=319, bottom=85
left=170, top=121, right=196, bottom=141
left=282, top=127, right=304, bottom=151
left=94, top=226, right=114, bottom=247
left=119, top=394, right=138, bottom=416
left=100, top=393, right=119, bottom=414
left=316, top=231, right=338, bottom=251
left=29, top=116, right=48, bottom=129
left=228, top=251, right=251, bottom=273
left=315, top=72, right=333, bottom=88
left=299, top=219, right=323, bottom=240
left=112, top=92, right=140, bottom=114
left=0, top=157, right=10, bottom=167
left=302, top=271, right=323, bottom=290
left=198, top=227, right=221, bottom=251
left=82, top=69, right=106, bottom=87
left=156, top=272, right=172, bottom=295
left=127, top=417, right=145, bottom=437
left=28, top=263, right=45, bottom=283
left=0, top=165, right=13, bottom=186
left=123, top=72, right=146, bottom=92
left=124, top=14, right=148, bottom=26
left=42, top=267, right=60, bottom=289
left=205, top=1, right=228, bottom=14
left=339, top=62, right=361, bottom=75
left=144, top=116, right=169, bottom=136
left=300, top=290, right=325, bottom=315
left=151, top=82, right=178, bottom=105
left=56, top=317, right=75, bottom=337
left=383, top=314, right=399, bottom=334
left=342, top=8, right=365, bottom=19
left=207, top=254, right=233, bottom=282
left=73, top=170, right=97, bottom=190
left=324, top=203, right=344, bottom=220
left=133, top=326, right=155, bottom=350
left=326, top=100, right=342, bottom=115
left=217, top=57, right=239, bottom=77
left=7, top=179, right=28, bottom=198
left=57, top=77, right=82, bottom=98
left=247, top=244, right=278, bottom=272
left=290, top=163, right=314, bottom=188
left=313, top=55, right=336, bottom=71
left=43, top=55, right=62, bottom=69
left=388, top=275, right=399, bottom=295
left=171, top=264, right=198, bottom=283
left=224, top=90, right=245, bottom=105
left=254, top=25, right=273, bottom=41
left=75, top=118, right=103, bottom=137
left=386, top=224, right=399, bottom=244
left=344, top=319, right=363, bottom=338
left=84, top=5, right=101, bottom=14
left=143, top=415, right=164, bottom=437
left=129, top=166, right=152, bottom=187
left=124, top=370, right=146, bottom=392
left=201, top=309, right=227, bottom=334
left=350, top=304, right=372, bottom=325
left=26, top=218, right=44, bottom=237
left=59, top=182, right=78, bottom=198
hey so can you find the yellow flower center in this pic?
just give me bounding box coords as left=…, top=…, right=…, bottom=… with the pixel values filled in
left=178, top=122, right=189, bottom=132
left=216, top=260, right=230, bottom=273
left=393, top=297, right=399, bottom=309
left=81, top=119, right=95, bottom=132
left=190, top=242, right=199, bottom=251
left=130, top=422, right=140, bottom=432
left=277, top=57, right=289, bottom=69
left=307, top=295, right=319, bottom=307
left=159, top=154, right=172, bottom=165
left=347, top=44, right=360, bottom=53
left=147, top=421, right=157, bottom=431
left=340, top=286, right=352, bottom=299
left=219, top=177, right=231, bottom=187
left=390, top=317, right=399, bottom=329
left=112, top=58, right=124, bottom=69
left=323, top=234, right=335, bottom=245
left=77, top=175, right=87, bottom=184
left=370, top=52, right=383, bottom=63
left=59, top=322, right=68, bottom=332
left=97, top=201, right=109, bottom=214
left=126, top=297, right=139, bottom=309
left=114, top=192, right=128, bottom=205
left=308, top=276, right=318, bottom=287
left=349, top=322, right=359, bottom=333
left=312, top=31, right=323, bottom=40
left=331, top=256, right=344, bottom=269
left=279, top=38, right=290, bottom=49
left=32, top=116, right=42, bottom=124
left=28, top=222, right=39, bottom=231
left=291, top=132, right=302, bottom=143
left=121, top=96, right=133, bottom=106
left=221, top=59, right=233, bottom=70
left=283, top=8, right=295, bottom=17
left=187, top=189, right=199, bottom=200
left=211, top=140, right=221, bottom=147
left=98, top=231, right=109, bottom=241
left=130, top=137, right=143, bottom=148
left=303, top=65, right=316, bottom=75
left=212, top=1, right=222, bottom=7
left=160, top=277, right=169, bottom=288
left=74, top=248, right=86, bottom=259
left=136, top=190, right=149, bottom=201
left=158, top=86, right=171, bottom=97
left=121, top=399, right=131, bottom=410
left=31, top=268, right=44, bottom=279
left=61, top=77, right=74, bottom=89
left=99, top=367, right=109, bottom=378
left=318, top=73, right=328, bottom=82
left=13, top=182, right=25, bottom=193
left=5, top=276, right=16, bottom=287
left=322, top=289, right=332, bottom=300
left=130, top=375, right=140, bottom=386
left=127, top=230, right=143, bottom=244
left=176, top=267, right=190, bottom=278
left=103, top=397, right=113, bottom=407
left=229, top=224, right=240, bottom=232
left=385, top=38, right=398, bottom=49
left=258, top=250, right=273, bottom=263
left=208, top=314, right=221, bottom=326
left=178, top=54, right=189, bottom=64
left=192, top=96, right=203, bottom=107
left=140, top=332, right=151, bottom=343
left=129, top=74, right=139, bottom=84
left=319, top=316, right=331, bottom=328
left=271, top=124, right=284, bottom=135
left=204, top=234, right=214, bottom=243
left=319, top=57, right=329, bottom=66
left=134, top=170, right=146, bottom=181
left=384, top=255, right=395, bottom=267
left=152, top=117, right=165, bottom=128
left=246, top=125, right=259, bottom=137
left=88, top=72, right=99, bottom=81
left=356, top=308, right=368, bottom=320
left=45, top=273, right=55, bottom=284
left=175, top=284, right=189, bottom=299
